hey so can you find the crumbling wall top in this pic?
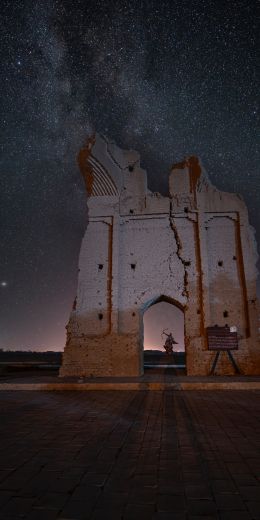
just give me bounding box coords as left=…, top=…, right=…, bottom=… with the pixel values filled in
left=78, top=134, right=147, bottom=200
left=78, top=134, right=252, bottom=220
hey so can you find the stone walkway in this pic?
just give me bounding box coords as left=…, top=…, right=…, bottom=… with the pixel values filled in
left=1, top=368, right=260, bottom=391
left=0, top=390, right=259, bottom=519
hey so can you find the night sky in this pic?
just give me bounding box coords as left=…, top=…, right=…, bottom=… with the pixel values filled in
left=1, top=0, right=259, bottom=351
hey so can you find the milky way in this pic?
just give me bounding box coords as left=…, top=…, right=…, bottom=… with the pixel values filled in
left=0, top=0, right=259, bottom=349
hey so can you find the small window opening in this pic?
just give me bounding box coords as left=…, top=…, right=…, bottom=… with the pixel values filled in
left=131, top=263, right=136, bottom=270
left=98, top=264, right=103, bottom=270
left=128, top=165, right=134, bottom=172
left=184, top=207, right=189, bottom=213
left=132, top=312, right=136, bottom=317
left=233, top=256, right=237, bottom=260
left=197, top=309, right=201, bottom=314
left=223, top=310, right=228, bottom=318
left=218, top=261, right=223, bottom=267
left=184, top=261, right=191, bottom=266
left=98, top=313, right=103, bottom=320
left=129, top=209, right=134, bottom=214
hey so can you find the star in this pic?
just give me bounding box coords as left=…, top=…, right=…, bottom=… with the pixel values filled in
left=0, top=0, right=258, bottom=351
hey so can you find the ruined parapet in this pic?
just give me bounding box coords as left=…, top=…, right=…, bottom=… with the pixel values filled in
left=60, top=134, right=260, bottom=377
left=169, top=155, right=204, bottom=211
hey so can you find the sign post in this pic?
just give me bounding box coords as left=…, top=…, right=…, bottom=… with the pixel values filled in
left=207, top=325, right=241, bottom=375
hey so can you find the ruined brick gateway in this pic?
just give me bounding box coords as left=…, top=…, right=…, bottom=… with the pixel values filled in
left=60, top=134, right=260, bottom=377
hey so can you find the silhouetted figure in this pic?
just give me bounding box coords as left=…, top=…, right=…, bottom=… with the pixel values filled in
left=162, top=330, right=178, bottom=355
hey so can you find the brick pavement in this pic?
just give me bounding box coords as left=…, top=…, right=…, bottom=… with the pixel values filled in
left=0, top=391, right=259, bottom=519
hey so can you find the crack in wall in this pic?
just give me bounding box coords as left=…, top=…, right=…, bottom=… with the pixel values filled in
left=169, top=205, right=189, bottom=300
left=167, top=252, right=175, bottom=275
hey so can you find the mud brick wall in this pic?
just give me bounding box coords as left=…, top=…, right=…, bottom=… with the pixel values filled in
left=60, top=135, right=260, bottom=377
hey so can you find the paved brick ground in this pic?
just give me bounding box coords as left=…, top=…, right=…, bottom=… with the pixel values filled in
left=0, top=391, right=259, bottom=519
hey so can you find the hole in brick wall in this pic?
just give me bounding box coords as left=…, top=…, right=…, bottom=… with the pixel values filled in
left=129, top=209, right=134, bottom=214
left=128, top=165, right=134, bottom=172
left=131, top=263, right=136, bottom=270
left=218, top=261, right=223, bottom=267
left=98, top=264, right=103, bottom=270
left=184, top=207, right=189, bottom=213
left=184, top=261, right=191, bottom=266
left=98, top=313, right=103, bottom=320
left=132, top=312, right=136, bottom=316
left=223, top=310, right=228, bottom=318
left=233, top=256, right=237, bottom=260
left=197, top=309, right=201, bottom=314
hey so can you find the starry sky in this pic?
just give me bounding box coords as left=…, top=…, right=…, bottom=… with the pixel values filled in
left=1, top=0, right=259, bottom=351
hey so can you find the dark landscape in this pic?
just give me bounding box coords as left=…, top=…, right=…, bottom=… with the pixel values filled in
left=0, top=350, right=185, bottom=378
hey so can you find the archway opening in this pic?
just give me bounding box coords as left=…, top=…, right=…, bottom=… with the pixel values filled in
left=143, top=299, right=185, bottom=372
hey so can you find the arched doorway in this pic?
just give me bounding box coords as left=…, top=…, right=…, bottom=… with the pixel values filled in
left=142, top=296, right=185, bottom=372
